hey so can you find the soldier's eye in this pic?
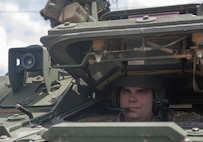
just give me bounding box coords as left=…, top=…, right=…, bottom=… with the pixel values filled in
left=137, top=89, right=151, bottom=95
left=120, top=89, right=130, bottom=95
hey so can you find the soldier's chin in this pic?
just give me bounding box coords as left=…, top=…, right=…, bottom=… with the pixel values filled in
left=124, top=112, right=140, bottom=121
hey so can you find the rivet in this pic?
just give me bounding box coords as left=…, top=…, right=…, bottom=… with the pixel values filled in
left=64, top=22, right=70, bottom=26
left=143, top=15, right=149, bottom=20
left=192, top=127, right=199, bottom=132
left=49, top=3, right=55, bottom=6
left=34, top=125, right=42, bottom=129
left=184, top=138, right=191, bottom=142
left=57, top=23, right=76, bottom=29
left=14, top=114, right=19, bottom=117
left=36, top=125, right=42, bottom=128
left=7, top=114, right=25, bottom=121
left=0, top=135, right=9, bottom=140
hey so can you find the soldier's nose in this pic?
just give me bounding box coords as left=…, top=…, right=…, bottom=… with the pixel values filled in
left=129, top=93, right=137, bottom=102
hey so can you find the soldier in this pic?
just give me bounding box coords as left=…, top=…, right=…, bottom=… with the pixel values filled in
left=109, top=75, right=203, bottom=122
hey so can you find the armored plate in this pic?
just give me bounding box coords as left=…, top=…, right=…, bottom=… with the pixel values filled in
left=41, top=12, right=203, bottom=90
left=0, top=2, right=203, bottom=142
left=42, top=122, right=187, bottom=142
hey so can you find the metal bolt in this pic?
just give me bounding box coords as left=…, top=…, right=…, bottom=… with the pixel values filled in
left=4, top=82, right=11, bottom=88
left=58, top=22, right=76, bottom=29
left=0, top=135, right=9, bottom=140
left=64, top=22, right=70, bottom=26
left=192, top=127, right=199, bottom=132
left=51, top=96, right=56, bottom=99
left=14, top=114, right=19, bottom=117
left=51, top=96, right=57, bottom=101
left=49, top=3, right=55, bottom=6
left=7, top=113, right=25, bottom=121
left=36, top=125, right=42, bottom=128
left=33, top=125, right=42, bottom=129
left=143, top=15, right=149, bottom=20
left=36, top=75, right=41, bottom=80
left=184, top=138, right=191, bottom=142
left=136, top=15, right=156, bottom=23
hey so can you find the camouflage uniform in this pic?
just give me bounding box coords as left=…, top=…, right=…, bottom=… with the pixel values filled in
left=80, top=75, right=203, bottom=122
left=109, top=75, right=203, bottom=122
left=111, top=110, right=203, bottom=122
left=168, top=109, right=203, bottom=122
left=78, top=110, right=203, bottom=122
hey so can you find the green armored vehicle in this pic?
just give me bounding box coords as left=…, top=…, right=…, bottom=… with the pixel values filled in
left=0, top=0, right=203, bottom=141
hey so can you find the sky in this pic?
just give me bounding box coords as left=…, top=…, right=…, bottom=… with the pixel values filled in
left=0, top=0, right=50, bottom=75
left=0, top=0, right=202, bottom=76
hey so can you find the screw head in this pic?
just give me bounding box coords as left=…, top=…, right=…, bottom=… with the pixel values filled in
left=143, top=15, right=149, bottom=20
left=192, top=127, right=199, bottom=132
left=184, top=138, right=191, bottom=142
left=0, top=135, right=9, bottom=140
left=136, top=15, right=156, bottom=23
left=7, top=114, right=25, bottom=121
left=64, top=22, right=70, bottom=26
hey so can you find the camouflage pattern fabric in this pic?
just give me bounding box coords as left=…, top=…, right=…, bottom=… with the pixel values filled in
left=112, top=110, right=203, bottom=122
left=168, top=110, right=203, bottom=122
left=112, top=113, right=157, bottom=122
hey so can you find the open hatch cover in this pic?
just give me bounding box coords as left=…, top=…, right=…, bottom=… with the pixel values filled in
left=41, top=6, right=203, bottom=91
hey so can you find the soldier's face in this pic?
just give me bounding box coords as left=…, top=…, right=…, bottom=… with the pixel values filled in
left=119, top=86, right=154, bottom=121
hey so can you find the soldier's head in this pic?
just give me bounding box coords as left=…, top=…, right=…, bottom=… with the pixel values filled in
left=110, top=75, right=165, bottom=121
